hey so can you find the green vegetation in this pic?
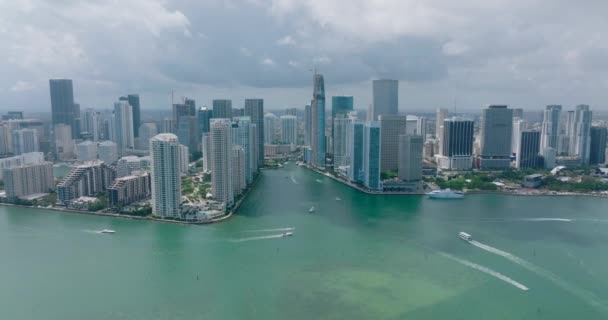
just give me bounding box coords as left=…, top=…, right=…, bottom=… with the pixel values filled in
left=381, top=171, right=398, bottom=180
left=542, top=176, right=608, bottom=192
left=182, top=177, right=194, bottom=194
left=119, top=206, right=152, bottom=216
left=88, top=193, right=108, bottom=212
left=432, top=172, right=498, bottom=191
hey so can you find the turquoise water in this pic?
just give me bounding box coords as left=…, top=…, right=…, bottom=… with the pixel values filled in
left=1, top=163, right=608, bottom=319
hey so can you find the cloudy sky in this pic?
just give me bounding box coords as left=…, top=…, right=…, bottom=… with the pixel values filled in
left=1, top=0, right=607, bottom=112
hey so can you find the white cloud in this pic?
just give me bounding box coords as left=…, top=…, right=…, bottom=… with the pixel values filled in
left=442, top=41, right=469, bottom=56
left=277, top=35, right=296, bottom=46
left=9, top=80, right=34, bottom=92
left=261, top=58, right=275, bottom=65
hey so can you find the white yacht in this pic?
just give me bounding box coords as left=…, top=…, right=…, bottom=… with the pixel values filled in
left=459, top=232, right=472, bottom=241
left=309, top=206, right=316, bottom=213
left=426, top=189, right=464, bottom=199
left=100, top=229, right=115, bottom=234
left=282, top=232, right=294, bottom=237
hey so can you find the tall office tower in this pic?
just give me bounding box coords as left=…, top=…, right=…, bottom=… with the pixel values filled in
left=405, top=116, right=418, bottom=135
left=201, top=133, right=212, bottom=172
left=178, top=144, right=189, bottom=174
left=213, top=99, right=232, bottom=119
left=311, top=73, right=326, bottom=167
left=98, top=141, right=118, bottom=164
left=231, top=146, right=246, bottom=196
left=304, top=104, right=312, bottom=146
left=398, top=135, right=423, bottom=182
left=589, top=127, right=607, bottom=165
left=232, top=116, right=254, bottom=183
left=116, top=156, right=142, bottom=177
left=251, top=123, right=259, bottom=170
left=416, top=116, right=428, bottom=139
left=573, top=105, right=592, bottom=164
left=346, top=120, right=364, bottom=182
left=263, top=113, right=277, bottom=144
left=512, top=108, right=524, bottom=119
left=173, top=99, right=199, bottom=153
left=379, top=115, right=407, bottom=172
left=332, top=116, right=351, bottom=169
left=81, top=108, right=99, bottom=141
left=108, top=171, right=151, bottom=208
left=73, top=103, right=82, bottom=137
left=0, top=125, right=12, bottom=154
left=363, top=121, right=381, bottom=190
left=331, top=96, right=354, bottom=119
left=3, top=162, right=54, bottom=198
left=49, top=79, right=78, bottom=134
left=540, top=105, right=562, bottom=156
left=138, top=123, right=158, bottom=150
left=98, top=110, right=115, bottom=141
left=150, top=134, right=182, bottom=218
left=435, top=108, right=449, bottom=154
left=286, top=108, right=298, bottom=116
left=113, top=101, right=135, bottom=155
left=478, top=105, right=513, bottom=169
left=372, top=79, right=398, bottom=120
left=437, top=118, right=474, bottom=170
left=3, top=111, right=23, bottom=120
left=12, top=128, right=39, bottom=155
left=512, top=118, right=528, bottom=155
left=559, top=110, right=575, bottom=155
left=172, top=100, right=196, bottom=121
left=280, top=115, right=297, bottom=145
left=210, top=119, right=233, bottom=207
left=119, top=94, right=140, bottom=138
left=515, top=131, right=541, bottom=169
left=198, top=107, right=213, bottom=134
left=57, top=160, right=116, bottom=204
left=76, top=141, right=98, bottom=162
left=244, top=98, right=264, bottom=167
left=232, top=108, right=244, bottom=117
left=161, top=118, right=175, bottom=134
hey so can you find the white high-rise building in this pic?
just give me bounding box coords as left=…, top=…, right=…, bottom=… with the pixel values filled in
left=12, top=128, right=39, bottom=155
left=54, top=124, right=74, bottom=161
left=77, top=141, right=98, bottom=162
left=3, top=162, right=54, bottom=198
left=232, top=117, right=254, bottom=184
left=81, top=108, right=99, bottom=141
left=0, top=124, right=12, bottom=155
left=280, top=115, right=297, bottom=145
left=540, top=105, right=562, bottom=157
left=98, top=141, right=118, bottom=164
left=416, top=116, right=428, bottom=139
left=138, top=123, right=158, bottom=150
left=263, top=113, right=277, bottom=144
left=116, top=156, right=142, bottom=177
left=511, top=118, right=528, bottom=155
left=150, top=133, right=182, bottom=218
left=333, top=116, right=351, bottom=169
left=573, top=104, right=592, bottom=164
left=113, top=101, right=134, bottom=155
left=210, top=119, right=233, bottom=207
left=179, top=144, right=189, bottom=174
left=436, top=108, right=449, bottom=155
left=202, top=133, right=211, bottom=172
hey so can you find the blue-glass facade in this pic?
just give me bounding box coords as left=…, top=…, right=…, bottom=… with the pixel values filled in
left=363, top=121, right=381, bottom=190
left=348, top=121, right=364, bottom=182
left=311, top=74, right=326, bottom=167
left=331, top=96, right=354, bottom=119
left=198, top=108, right=213, bottom=133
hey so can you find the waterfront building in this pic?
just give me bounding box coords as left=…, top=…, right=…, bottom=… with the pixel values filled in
left=363, top=121, right=381, bottom=190
left=119, top=94, right=140, bottom=138
left=231, top=146, right=246, bottom=196
left=331, top=96, right=354, bottom=148
left=264, top=113, right=278, bottom=144
left=515, top=131, right=541, bottom=169
left=150, top=134, right=182, bottom=218
left=0, top=152, right=44, bottom=180
left=77, top=141, right=98, bottom=162
left=478, top=105, right=513, bottom=169
left=589, top=127, right=607, bottom=165
left=416, top=116, right=428, bottom=139
left=280, top=115, right=297, bottom=145
left=310, top=73, right=326, bottom=167
left=173, top=99, right=199, bottom=153
left=54, top=124, right=74, bottom=161
left=113, top=101, right=135, bottom=155
left=98, top=141, right=118, bottom=164
left=81, top=108, right=99, bottom=141
left=0, top=124, right=12, bottom=155
left=251, top=123, right=259, bottom=170
left=405, top=116, right=418, bottom=136
left=512, top=118, right=527, bottom=155
left=437, top=118, right=474, bottom=170
left=372, top=79, right=398, bottom=120
left=379, top=115, right=407, bottom=173
left=572, top=105, right=592, bottom=164
left=346, top=120, right=364, bottom=182
left=333, top=116, right=351, bottom=170
left=137, top=123, right=158, bottom=150
left=116, top=156, right=142, bottom=177
left=57, top=160, right=116, bottom=204
left=198, top=107, right=213, bottom=134
left=398, top=135, right=423, bottom=182
left=49, top=79, right=79, bottom=134
left=543, top=147, right=557, bottom=169
left=304, top=104, right=312, bottom=146
left=435, top=108, right=449, bottom=154
left=244, top=99, right=264, bottom=167
left=179, top=144, right=189, bottom=174
left=108, top=171, right=151, bottom=208
left=541, top=105, right=562, bottom=157
left=231, top=116, right=254, bottom=183
left=12, top=128, right=39, bottom=155
left=210, top=119, right=233, bottom=207
left=202, top=133, right=211, bottom=172
left=3, top=162, right=54, bottom=198
left=213, top=100, right=232, bottom=119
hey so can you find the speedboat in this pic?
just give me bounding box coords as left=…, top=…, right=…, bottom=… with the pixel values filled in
left=282, top=232, right=293, bottom=237
left=426, top=189, right=464, bottom=199
left=309, top=206, right=315, bottom=213
left=459, top=232, right=472, bottom=241
left=100, top=229, right=115, bottom=234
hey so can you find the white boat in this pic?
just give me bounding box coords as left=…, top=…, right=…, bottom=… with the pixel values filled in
left=309, top=206, right=315, bottom=213
left=335, top=197, right=342, bottom=201
left=315, top=179, right=322, bottom=183
left=426, top=189, right=464, bottom=199
left=459, top=232, right=472, bottom=241
left=100, top=229, right=115, bottom=234
left=282, top=232, right=294, bottom=237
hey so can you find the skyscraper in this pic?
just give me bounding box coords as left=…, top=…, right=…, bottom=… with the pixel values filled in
left=280, top=115, right=297, bottom=145
left=437, top=118, right=474, bottom=170
left=231, top=146, right=246, bottom=196
left=541, top=105, right=562, bottom=156
left=311, top=74, right=326, bottom=167
left=512, top=118, right=528, bottom=155
left=589, top=126, right=607, bottom=165
left=12, top=129, right=39, bottom=155
left=49, top=79, right=78, bottom=134
left=173, top=100, right=199, bottom=154
left=478, top=105, right=513, bottom=169
left=120, top=94, right=140, bottom=138
left=573, top=104, right=592, bottom=164
left=201, top=133, right=211, bottom=172
left=213, top=100, right=233, bottom=119
left=331, top=96, right=354, bottom=119
left=379, top=115, right=407, bottom=172
left=232, top=116, right=255, bottom=184
left=304, top=104, right=312, bottom=146
left=363, top=121, right=381, bottom=190
left=210, top=119, right=233, bottom=207
left=3, top=162, right=54, bottom=198
left=264, top=113, right=277, bottom=144
left=435, top=108, right=449, bottom=154
left=198, top=107, right=213, bottom=134
left=416, top=116, right=428, bottom=139
left=398, top=135, right=423, bottom=182
left=333, top=116, right=351, bottom=169
left=515, top=131, right=541, bottom=169
left=150, top=134, right=182, bottom=218
left=114, top=101, right=135, bottom=155
left=346, top=120, right=364, bottom=182
left=76, top=141, right=98, bottom=162
left=57, top=160, right=116, bottom=204
left=286, top=108, right=298, bottom=116
left=98, top=141, right=118, bottom=164
left=245, top=99, right=264, bottom=167
left=372, top=79, right=398, bottom=120
left=137, top=123, right=158, bottom=150
left=81, top=108, right=99, bottom=141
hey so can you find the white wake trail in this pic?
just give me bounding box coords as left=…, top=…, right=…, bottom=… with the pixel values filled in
left=242, top=227, right=295, bottom=233
left=440, top=252, right=529, bottom=291
left=290, top=175, right=299, bottom=184
left=231, top=234, right=287, bottom=243
left=517, top=218, right=572, bottom=222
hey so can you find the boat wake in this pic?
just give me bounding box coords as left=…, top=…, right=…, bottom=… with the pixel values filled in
left=82, top=229, right=103, bottom=234
left=315, top=179, right=322, bottom=183
left=516, top=218, right=572, bottom=222
left=439, top=252, right=529, bottom=291
left=242, top=227, right=295, bottom=233
left=469, top=240, right=604, bottom=309
left=290, top=175, right=298, bottom=184
left=231, top=233, right=288, bottom=243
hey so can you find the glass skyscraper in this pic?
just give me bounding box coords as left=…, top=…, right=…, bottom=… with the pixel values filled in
left=311, top=74, right=326, bottom=167
left=363, top=121, right=381, bottom=190
left=372, top=79, right=398, bottom=120
left=49, top=79, right=78, bottom=135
